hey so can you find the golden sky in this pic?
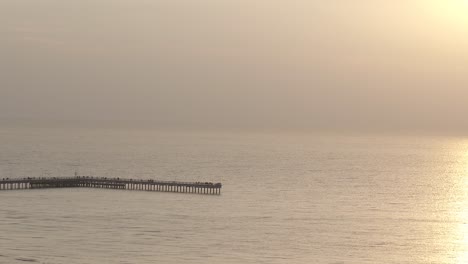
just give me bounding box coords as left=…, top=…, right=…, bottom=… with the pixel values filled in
left=1, top=0, right=467, bottom=132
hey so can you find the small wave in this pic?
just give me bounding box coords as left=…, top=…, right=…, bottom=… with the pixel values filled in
left=15, top=258, right=38, bottom=262
left=143, top=230, right=161, bottom=233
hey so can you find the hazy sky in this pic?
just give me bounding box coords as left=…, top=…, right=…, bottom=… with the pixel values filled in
left=1, top=0, right=468, bottom=132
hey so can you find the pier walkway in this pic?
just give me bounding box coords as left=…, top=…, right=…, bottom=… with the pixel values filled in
left=0, top=177, right=222, bottom=195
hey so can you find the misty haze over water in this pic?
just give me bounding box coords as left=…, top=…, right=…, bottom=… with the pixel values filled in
left=1, top=0, right=468, bottom=263
left=1, top=0, right=468, bottom=134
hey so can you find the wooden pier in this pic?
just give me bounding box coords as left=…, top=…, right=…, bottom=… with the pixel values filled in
left=0, top=177, right=222, bottom=195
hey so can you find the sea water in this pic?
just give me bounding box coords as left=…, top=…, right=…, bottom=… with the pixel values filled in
left=0, top=125, right=467, bottom=264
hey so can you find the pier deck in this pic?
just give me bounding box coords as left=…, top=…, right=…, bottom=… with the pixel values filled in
left=0, top=177, right=222, bottom=195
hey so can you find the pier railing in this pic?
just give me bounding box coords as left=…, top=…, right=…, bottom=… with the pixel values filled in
left=0, top=177, right=222, bottom=195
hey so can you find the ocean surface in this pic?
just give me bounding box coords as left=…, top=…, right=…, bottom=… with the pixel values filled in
left=1, top=125, right=467, bottom=264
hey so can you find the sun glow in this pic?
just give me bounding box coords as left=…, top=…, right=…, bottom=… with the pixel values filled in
left=428, top=0, right=468, bottom=26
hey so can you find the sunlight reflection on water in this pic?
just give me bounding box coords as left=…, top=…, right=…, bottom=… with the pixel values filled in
left=1, top=127, right=468, bottom=263
left=454, top=145, right=468, bottom=264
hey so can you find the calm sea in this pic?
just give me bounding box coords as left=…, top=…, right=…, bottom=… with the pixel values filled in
left=0, top=125, right=467, bottom=264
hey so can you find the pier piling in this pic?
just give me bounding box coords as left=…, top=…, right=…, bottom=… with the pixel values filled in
left=0, top=177, right=222, bottom=195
